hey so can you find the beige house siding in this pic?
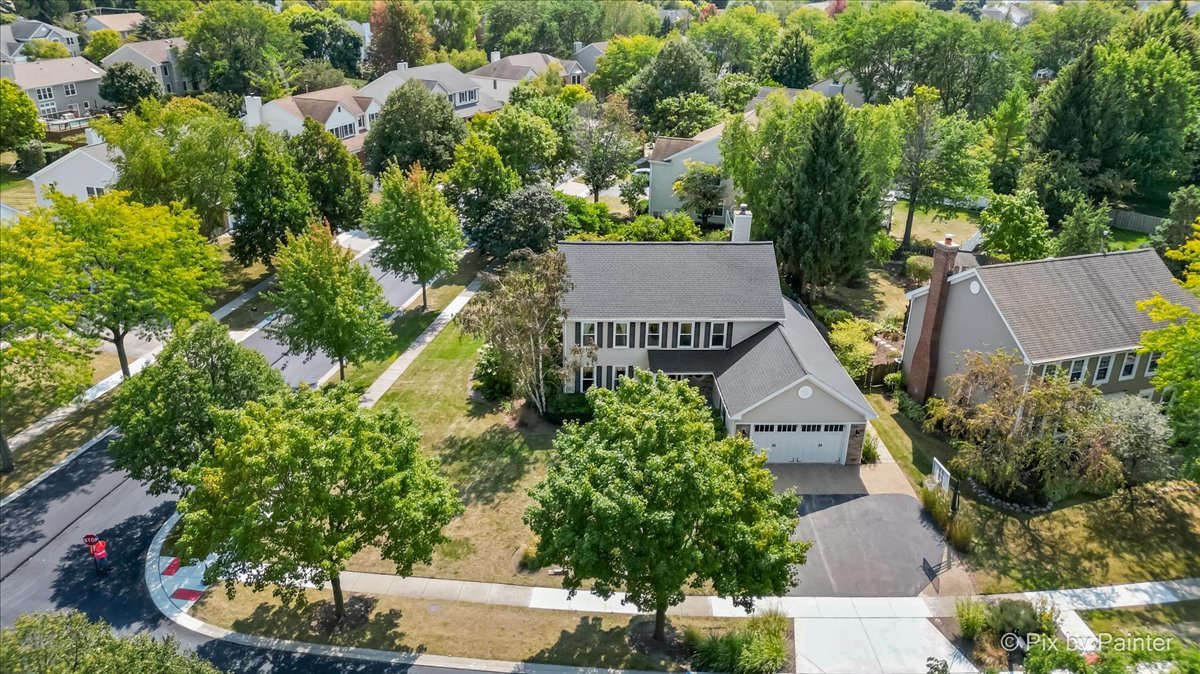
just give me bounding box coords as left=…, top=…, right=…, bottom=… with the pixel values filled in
left=736, top=381, right=864, bottom=423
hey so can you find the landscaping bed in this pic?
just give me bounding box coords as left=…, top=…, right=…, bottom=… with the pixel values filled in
left=191, top=586, right=742, bottom=672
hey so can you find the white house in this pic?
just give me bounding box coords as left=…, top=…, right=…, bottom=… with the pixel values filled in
left=359, top=62, right=501, bottom=118
left=0, top=19, right=81, bottom=61
left=467, top=52, right=586, bottom=103
left=101, top=38, right=199, bottom=95
left=28, top=128, right=119, bottom=206
left=560, top=235, right=876, bottom=465
left=243, top=85, right=380, bottom=155
left=83, top=12, right=146, bottom=39
left=346, top=20, right=371, bottom=64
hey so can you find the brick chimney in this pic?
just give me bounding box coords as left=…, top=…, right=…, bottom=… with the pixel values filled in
left=907, top=233, right=959, bottom=403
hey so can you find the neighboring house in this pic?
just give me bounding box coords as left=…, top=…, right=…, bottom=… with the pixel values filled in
left=83, top=12, right=146, bottom=39
left=0, top=203, right=26, bottom=225
left=646, top=111, right=761, bottom=222
left=903, top=240, right=1198, bottom=404
left=1, top=56, right=106, bottom=117
left=467, top=52, right=586, bottom=103
left=359, top=62, right=501, bottom=118
left=807, top=76, right=866, bottom=107
left=980, top=3, right=1031, bottom=27
left=28, top=128, right=119, bottom=206
left=242, top=85, right=381, bottom=155
left=571, top=40, right=608, bottom=75
left=100, top=38, right=199, bottom=95
left=0, top=19, right=81, bottom=61
left=560, top=238, right=876, bottom=465
left=346, top=20, right=371, bottom=64
left=657, top=8, right=691, bottom=30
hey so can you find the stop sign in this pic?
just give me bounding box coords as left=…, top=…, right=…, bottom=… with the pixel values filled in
left=83, top=534, right=99, bottom=546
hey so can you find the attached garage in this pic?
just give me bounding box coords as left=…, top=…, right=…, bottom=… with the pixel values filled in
left=751, top=423, right=848, bottom=464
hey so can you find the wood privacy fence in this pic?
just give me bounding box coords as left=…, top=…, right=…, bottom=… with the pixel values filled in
left=861, top=361, right=902, bottom=389
left=1109, top=208, right=1165, bottom=234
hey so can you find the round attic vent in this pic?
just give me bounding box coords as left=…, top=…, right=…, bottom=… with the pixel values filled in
left=969, top=281, right=981, bottom=295
left=797, top=385, right=813, bottom=399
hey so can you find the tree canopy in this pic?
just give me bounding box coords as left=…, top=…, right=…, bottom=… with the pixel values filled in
left=0, top=79, right=44, bottom=153
left=442, top=131, right=521, bottom=240
left=175, top=385, right=462, bottom=623
left=99, top=61, right=163, bottom=108
left=574, top=97, right=642, bottom=204
left=180, top=1, right=301, bottom=95
left=673, top=160, right=724, bottom=225
left=418, top=0, right=480, bottom=52
left=367, top=0, right=433, bottom=76
left=231, top=127, right=314, bottom=267
left=364, top=78, right=466, bottom=175
left=481, top=0, right=603, bottom=57
left=757, top=25, right=815, bottom=89
left=285, top=6, right=363, bottom=75
left=472, top=183, right=569, bottom=259
left=289, top=117, right=369, bottom=234
left=82, top=28, right=123, bottom=62
left=627, top=39, right=718, bottom=122
left=588, top=34, right=661, bottom=100
left=689, top=4, right=780, bottom=73
left=472, top=106, right=561, bottom=185
left=978, top=189, right=1056, bottom=262
left=525, top=371, right=806, bottom=641
left=265, top=224, right=393, bottom=382
left=110, top=317, right=285, bottom=495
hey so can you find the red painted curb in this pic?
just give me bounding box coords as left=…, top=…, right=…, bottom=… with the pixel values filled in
left=162, top=558, right=181, bottom=576
left=170, top=588, right=205, bottom=602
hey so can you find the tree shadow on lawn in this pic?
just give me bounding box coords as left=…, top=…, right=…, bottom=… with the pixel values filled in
left=531, top=614, right=683, bottom=671
left=820, top=268, right=909, bottom=322
left=967, top=486, right=1200, bottom=592
left=437, top=425, right=538, bottom=506
left=223, top=594, right=414, bottom=653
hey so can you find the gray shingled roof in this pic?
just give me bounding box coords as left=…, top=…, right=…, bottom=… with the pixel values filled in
left=2, top=57, right=103, bottom=88
left=647, top=300, right=873, bottom=417
left=468, top=53, right=582, bottom=80
left=977, top=249, right=1200, bottom=363
left=560, top=242, right=785, bottom=320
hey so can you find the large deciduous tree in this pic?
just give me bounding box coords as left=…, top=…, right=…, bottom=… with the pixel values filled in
left=977, top=189, right=1056, bottom=262
left=895, top=86, right=988, bottom=249
left=472, top=184, right=569, bottom=258
left=175, top=385, right=462, bottom=623
left=364, top=78, right=466, bottom=174
left=650, top=92, right=723, bottom=138
left=82, top=28, right=123, bottom=63
left=0, top=79, right=45, bottom=153
left=266, top=224, right=393, bottom=382
left=110, top=317, right=285, bottom=495
left=1024, top=0, right=1128, bottom=74
left=99, top=61, right=163, bottom=108
left=231, top=127, right=314, bottom=267
left=366, top=0, right=433, bottom=76
left=365, top=163, right=463, bottom=310
left=286, top=7, right=364, bottom=75
left=481, top=0, right=603, bottom=57
left=180, top=1, right=301, bottom=95
left=574, top=97, right=642, bottom=204
left=0, top=212, right=91, bottom=473
left=417, top=0, right=480, bottom=52
left=526, top=371, right=807, bottom=641
left=588, top=34, right=661, bottom=100
left=457, top=249, right=571, bottom=416
left=50, top=191, right=220, bottom=378
left=673, top=160, right=724, bottom=226
left=627, top=39, right=718, bottom=123
left=21, top=38, right=69, bottom=60
left=689, top=4, right=780, bottom=73
left=442, top=131, right=521, bottom=240
left=472, top=105, right=560, bottom=185
left=289, top=118, right=369, bottom=234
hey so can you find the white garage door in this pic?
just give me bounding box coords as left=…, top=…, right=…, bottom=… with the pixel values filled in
left=753, top=423, right=846, bottom=464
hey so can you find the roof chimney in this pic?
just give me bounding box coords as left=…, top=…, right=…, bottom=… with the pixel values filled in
left=83, top=126, right=102, bottom=146
left=573, top=41, right=583, bottom=54
left=397, top=62, right=407, bottom=71
left=731, top=204, right=752, bottom=243
left=907, top=233, right=959, bottom=403
left=490, top=50, right=501, bottom=63
left=243, top=95, right=262, bottom=127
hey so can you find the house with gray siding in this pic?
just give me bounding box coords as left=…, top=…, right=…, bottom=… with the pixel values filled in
left=904, top=240, right=1197, bottom=404
left=1, top=56, right=106, bottom=117
left=468, top=52, right=586, bottom=103
left=360, top=62, right=500, bottom=118
left=101, top=38, right=199, bottom=95
left=559, top=237, right=876, bottom=465
left=83, top=12, right=146, bottom=39
left=1, top=19, right=80, bottom=61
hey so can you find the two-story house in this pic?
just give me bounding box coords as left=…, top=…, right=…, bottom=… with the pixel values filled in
left=101, top=38, right=200, bottom=95
left=903, top=238, right=1199, bottom=404
left=559, top=232, right=876, bottom=465
left=0, top=19, right=81, bottom=61
left=1, top=56, right=106, bottom=117
left=28, top=128, right=119, bottom=206
left=242, top=85, right=380, bottom=155
left=467, top=52, right=586, bottom=103
left=83, top=12, right=146, bottom=39
left=359, top=62, right=501, bottom=118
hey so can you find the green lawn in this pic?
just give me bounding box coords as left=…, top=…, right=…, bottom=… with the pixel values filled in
left=351, top=321, right=559, bottom=587
left=1081, top=600, right=1200, bottom=647
left=890, top=200, right=979, bottom=247
left=0, top=168, right=38, bottom=212
left=0, top=393, right=114, bottom=497
left=1107, top=228, right=1152, bottom=252
left=822, top=269, right=911, bottom=322
left=866, top=393, right=955, bottom=489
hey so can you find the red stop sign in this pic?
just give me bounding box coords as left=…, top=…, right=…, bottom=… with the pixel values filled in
left=83, top=534, right=99, bottom=546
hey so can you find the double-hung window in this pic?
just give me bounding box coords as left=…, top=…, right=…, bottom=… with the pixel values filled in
left=646, top=322, right=662, bottom=348
left=1145, top=352, right=1161, bottom=376
left=1043, top=363, right=1058, bottom=378
left=581, top=322, right=597, bottom=347
left=63, top=82, right=76, bottom=96
left=613, top=322, right=629, bottom=348
left=678, top=322, right=695, bottom=348
left=580, top=367, right=595, bottom=391
left=1119, top=353, right=1139, bottom=381
left=1093, top=355, right=1112, bottom=385
left=35, top=87, right=53, bottom=101
left=1068, top=359, right=1086, bottom=383
left=710, top=322, right=726, bottom=348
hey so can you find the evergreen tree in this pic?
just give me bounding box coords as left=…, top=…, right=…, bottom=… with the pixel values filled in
left=757, top=26, right=815, bottom=89
left=363, top=79, right=466, bottom=174
left=231, top=128, right=315, bottom=267
left=1056, top=195, right=1110, bottom=257
left=289, top=118, right=369, bottom=234
left=626, top=40, right=718, bottom=121
left=983, top=86, right=1030, bottom=195
left=767, top=97, right=876, bottom=299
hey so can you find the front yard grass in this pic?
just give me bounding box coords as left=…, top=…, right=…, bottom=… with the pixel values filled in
left=352, top=321, right=560, bottom=587
left=192, top=586, right=736, bottom=671
left=1081, top=599, right=1200, bottom=646
left=0, top=393, right=114, bottom=497
left=866, top=393, right=1200, bottom=594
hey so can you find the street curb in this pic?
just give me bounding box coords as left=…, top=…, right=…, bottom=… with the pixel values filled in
left=0, top=426, right=115, bottom=508
left=144, top=512, right=707, bottom=674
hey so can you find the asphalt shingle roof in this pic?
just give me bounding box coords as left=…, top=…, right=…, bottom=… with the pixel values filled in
left=468, top=53, right=581, bottom=80
left=977, top=249, right=1200, bottom=363
left=3, top=57, right=103, bottom=88
left=560, top=242, right=785, bottom=320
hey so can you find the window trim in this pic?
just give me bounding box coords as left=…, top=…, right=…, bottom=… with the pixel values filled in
left=1043, top=363, right=1058, bottom=378
left=646, top=322, right=662, bottom=348
left=1092, top=354, right=1112, bottom=385
left=1068, top=358, right=1086, bottom=383
left=34, top=86, right=53, bottom=101
left=613, top=322, right=629, bottom=349
left=1119, top=352, right=1140, bottom=381
left=710, top=322, right=726, bottom=348
left=62, top=82, right=76, bottom=96
left=678, top=322, right=696, bottom=349
left=85, top=186, right=105, bottom=197
left=580, top=366, right=595, bottom=391
left=581, top=322, right=597, bottom=347
left=1145, top=351, right=1161, bottom=377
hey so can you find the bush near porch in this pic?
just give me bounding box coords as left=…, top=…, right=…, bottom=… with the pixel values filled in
left=867, top=393, right=1200, bottom=593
